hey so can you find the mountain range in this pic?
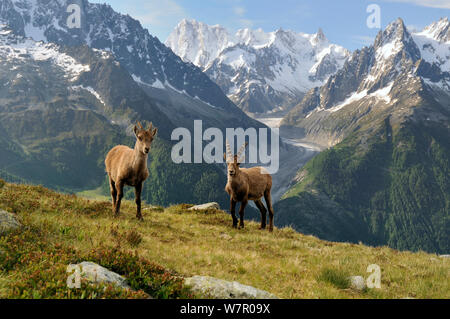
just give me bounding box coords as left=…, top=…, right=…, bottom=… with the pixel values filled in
left=0, top=0, right=448, bottom=253
left=166, top=19, right=349, bottom=113
left=274, top=17, right=449, bottom=253
left=0, top=0, right=262, bottom=131
left=0, top=0, right=267, bottom=209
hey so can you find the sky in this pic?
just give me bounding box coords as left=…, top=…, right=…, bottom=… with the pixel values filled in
left=89, top=0, right=450, bottom=50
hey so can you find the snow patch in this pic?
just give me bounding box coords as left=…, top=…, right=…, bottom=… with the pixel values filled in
left=324, top=82, right=394, bottom=113
left=0, top=27, right=90, bottom=82
left=71, top=85, right=106, bottom=106
left=412, top=29, right=450, bottom=73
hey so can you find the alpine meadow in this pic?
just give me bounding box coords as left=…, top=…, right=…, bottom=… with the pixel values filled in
left=0, top=0, right=448, bottom=303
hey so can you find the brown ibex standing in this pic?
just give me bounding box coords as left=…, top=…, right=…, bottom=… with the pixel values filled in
left=224, top=141, right=275, bottom=231
left=105, top=122, right=157, bottom=220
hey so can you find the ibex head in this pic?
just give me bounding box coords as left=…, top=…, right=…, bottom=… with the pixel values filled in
left=133, top=121, right=158, bottom=155
left=223, top=140, right=248, bottom=177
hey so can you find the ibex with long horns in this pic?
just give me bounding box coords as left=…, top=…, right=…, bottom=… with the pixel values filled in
left=224, top=141, right=275, bottom=231
left=105, top=121, right=158, bottom=220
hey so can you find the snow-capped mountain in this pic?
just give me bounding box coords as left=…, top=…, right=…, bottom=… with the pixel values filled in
left=0, top=22, right=235, bottom=206
left=275, top=18, right=450, bottom=254
left=0, top=0, right=252, bottom=116
left=166, top=19, right=350, bottom=113
left=282, top=17, right=450, bottom=146
left=0, top=21, right=177, bottom=133
left=0, top=22, right=175, bottom=186
left=412, top=17, right=450, bottom=73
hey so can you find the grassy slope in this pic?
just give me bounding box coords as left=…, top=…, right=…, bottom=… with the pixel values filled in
left=0, top=181, right=448, bottom=299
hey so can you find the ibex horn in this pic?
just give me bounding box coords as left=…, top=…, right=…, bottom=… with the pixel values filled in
left=148, top=122, right=153, bottom=131
left=237, top=142, right=248, bottom=162
left=225, top=139, right=233, bottom=162
left=137, top=121, right=144, bottom=130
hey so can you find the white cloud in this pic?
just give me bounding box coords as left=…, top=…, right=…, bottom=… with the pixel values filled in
left=233, top=6, right=246, bottom=16
left=384, top=0, right=450, bottom=9
left=230, top=4, right=254, bottom=29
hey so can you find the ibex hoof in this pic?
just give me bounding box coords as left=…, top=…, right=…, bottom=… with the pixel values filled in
left=259, top=226, right=266, bottom=230
left=136, top=216, right=144, bottom=221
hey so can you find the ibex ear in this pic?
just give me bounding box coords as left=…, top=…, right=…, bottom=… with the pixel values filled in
left=152, top=127, right=158, bottom=137
left=133, top=125, right=139, bottom=138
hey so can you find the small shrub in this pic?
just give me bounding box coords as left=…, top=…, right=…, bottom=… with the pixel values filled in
left=317, top=267, right=350, bottom=289
left=126, top=229, right=143, bottom=247
left=59, top=226, right=72, bottom=235
left=0, top=226, right=148, bottom=299
left=85, top=247, right=194, bottom=299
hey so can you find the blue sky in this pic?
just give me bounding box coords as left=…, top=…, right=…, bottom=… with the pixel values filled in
left=90, top=0, right=449, bottom=50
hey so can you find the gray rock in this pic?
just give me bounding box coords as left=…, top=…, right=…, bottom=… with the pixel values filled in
left=439, top=255, right=450, bottom=259
left=0, top=210, right=21, bottom=235
left=349, top=276, right=366, bottom=291
left=68, top=262, right=130, bottom=289
left=188, top=202, right=220, bottom=211
left=184, top=275, right=278, bottom=299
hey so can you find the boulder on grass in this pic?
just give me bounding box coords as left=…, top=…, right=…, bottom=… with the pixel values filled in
left=67, top=261, right=130, bottom=289
left=349, top=276, right=366, bottom=290
left=188, top=202, right=220, bottom=211
left=184, top=275, right=278, bottom=299
left=0, top=210, right=21, bottom=235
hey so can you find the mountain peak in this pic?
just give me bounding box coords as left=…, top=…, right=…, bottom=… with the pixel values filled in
left=386, top=17, right=408, bottom=36
left=167, top=19, right=349, bottom=113
left=374, top=17, right=418, bottom=58
left=314, top=27, right=326, bottom=42
left=420, top=17, right=450, bottom=42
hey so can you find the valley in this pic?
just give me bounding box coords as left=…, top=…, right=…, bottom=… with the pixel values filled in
left=252, top=111, right=321, bottom=201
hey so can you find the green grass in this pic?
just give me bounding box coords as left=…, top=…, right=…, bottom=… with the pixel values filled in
left=0, top=180, right=449, bottom=299
left=76, top=187, right=110, bottom=202
left=317, top=268, right=351, bottom=290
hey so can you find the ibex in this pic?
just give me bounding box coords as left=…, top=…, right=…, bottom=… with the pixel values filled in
left=224, top=141, right=275, bottom=231
left=105, top=122, right=157, bottom=220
